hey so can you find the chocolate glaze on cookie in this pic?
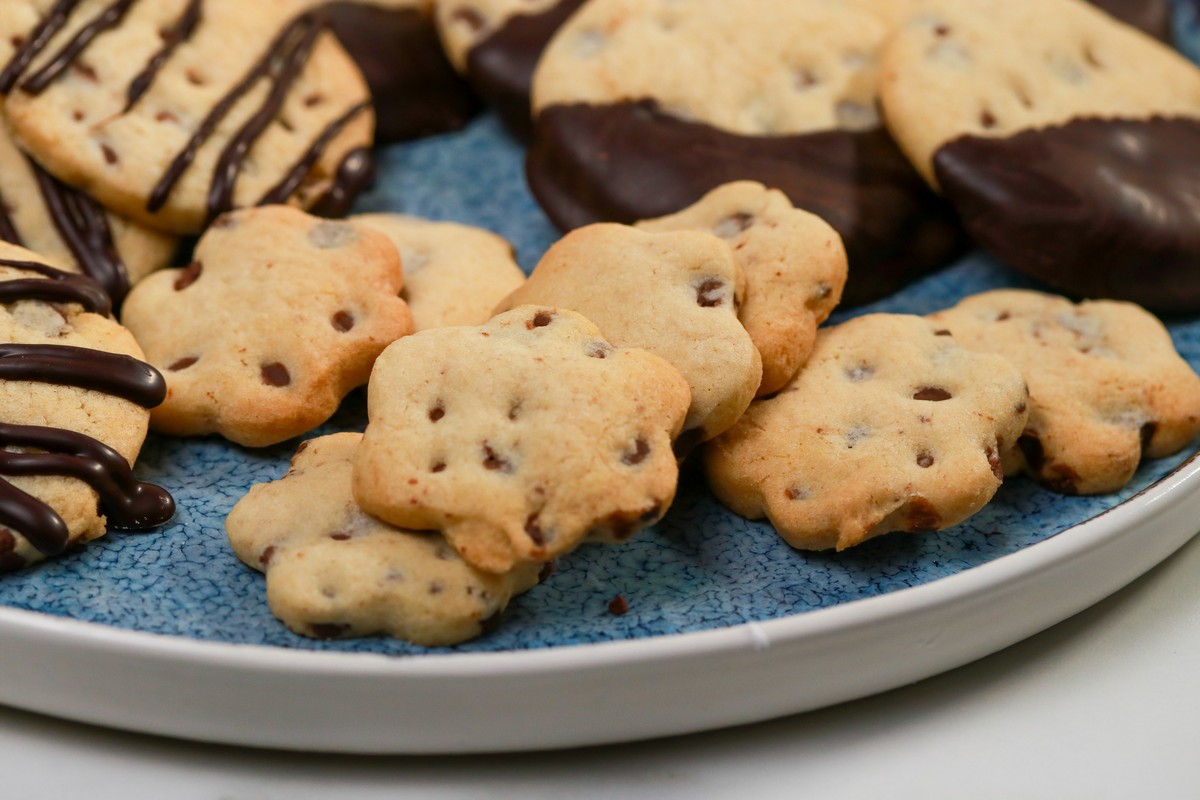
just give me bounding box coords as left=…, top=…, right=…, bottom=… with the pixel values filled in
left=527, top=100, right=968, bottom=306
left=464, top=0, right=586, bottom=139
left=0, top=262, right=174, bottom=565
left=933, top=116, right=1200, bottom=313
left=324, top=2, right=480, bottom=143
left=1088, top=0, right=1172, bottom=42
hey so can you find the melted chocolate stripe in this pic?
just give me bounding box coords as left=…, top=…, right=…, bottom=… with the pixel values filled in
left=125, top=0, right=202, bottom=111
left=20, top=0, right=140, bottom=95
left=206, top=13, right=323, bottom=221
left=309, top=147, right=373, bottom=218
left=0, top=258, right=112, bottom=315
left=0, top=0, right=83, bottom=94
left=31, top=160, right=130, bottom=307
left=0, top=189, right=24, bottom=245
left=0, top=473, right=67, bottom=555
left=0, top=422, right=175, bottom=554
left=259, top=100, right=369, bottom=206
left=0, top=343, right=166, bottom=407
left=148, top=12, right=321, bottom=214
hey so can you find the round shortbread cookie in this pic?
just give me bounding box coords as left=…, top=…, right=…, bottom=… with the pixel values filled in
left=352, top=213, right=525, bottom=331
left=880, top=0, right=1200, bottom=183
left=0, top=240, right=173, bottom=572
left=434, top=0, right=585, bottom=137
left=0, top=117, right=175, bottom=306
left=0, top=0, right=374, bottom=235
left=121, top=206, right=413, bottom=447
left=227, top=432, right=543, bottom=645
left=353, top=305, right=691, bottom=574
left=525, top=0, right=967, bottom=306
left=929, top=290, right=1200, bottom=495
left=637, top=182, right=847, bottom=397
left=704, top=313, right=1030, bottom=552
left=495, top=223, right=761, bottom=449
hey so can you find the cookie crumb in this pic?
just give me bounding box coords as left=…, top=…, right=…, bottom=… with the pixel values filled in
left=607, top=594, right=629, bottom=615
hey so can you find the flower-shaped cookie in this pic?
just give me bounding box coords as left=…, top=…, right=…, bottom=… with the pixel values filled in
left=637, top=181, right=847, bottom=396
left=121, top=206, right=413, bottom=447
left=705, top=313, right=1029, bottom=551
left=930, top=290, right=1200, bottom=494
left=353, top=306, right=691, bottom=573
left=496, top=223, right=760, bottom=450
left=227, top=433, right=543, bottom=645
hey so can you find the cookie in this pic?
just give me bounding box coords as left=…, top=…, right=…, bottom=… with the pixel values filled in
left=121, top=206, right=412, bottom=447
left=704, top=313, right=1029, bottom=551
left=879, top=0, right=1200, bottom=311
left=310, top=0, right=481, bottom=143
left=495, top=223, right=760, bottom=449
left=351, top=213, right=525, bottom=331
left=353, top=305, right=691, bottom=574
left=0, top=116, right=175, bottom=308
left=525, top=0, right=967, bottom=306
left=636, top=182, right=847, bottom=397
left=227, top=432, right=543, bottom=645
left=435, top=0, right=585, bottom=137
left=0, top=0, right=374, bottom=235
left=929, top=290, right=1200, bottom=495
left=0, top=241, right=174, bottom=573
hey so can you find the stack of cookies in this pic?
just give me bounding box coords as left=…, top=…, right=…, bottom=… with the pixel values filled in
left=2, top=0, right=1198, bottom=652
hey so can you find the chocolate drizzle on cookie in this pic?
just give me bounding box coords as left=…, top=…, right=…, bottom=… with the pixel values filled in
left=527, top=100, right=967, bottom=306
left=260, top=100, right=370, bottom=207
left=124, top=0, right=203, bottom=111
left=18, top=0, right=140, bottom=95
left=0, top=263, right=174, bottom=563
left=0, top=0, right=83, bottom=93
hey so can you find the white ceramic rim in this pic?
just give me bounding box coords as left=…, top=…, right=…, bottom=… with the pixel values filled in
left=0, top=448, right=1197, bottom=753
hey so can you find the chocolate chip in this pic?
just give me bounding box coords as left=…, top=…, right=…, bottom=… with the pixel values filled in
left=586, top=341, right=612, bottom=359
left=695, top=278, right=726, bottom=307
left=429, top=581, right=444, bottom=595
left=100, top=143, right=119, bottom=165
left=429, top=402, right=445, bottom=422
left=1016, top=401, right=1028, bottom=414
left=794, top=68, right=819, bottom=89
left=527, top=310, right=554, bottom=329
left=913, top=387, right=952, bottom=401
left=525, top=514, right=547, bottom=546
left=185, top=68, right=206, bottom=86
left=258, top=545, right=276, bottom=566
left=600, top=504, right=660, bottom=541
left=308, top=622, right=350, bottom=639
left=431, top=461, right=446, bottom=473
left=986, top=446, right=1004, bottom=480
left=155, top=110, right=178, bottom=123
left=934, top=329, right=952, bottom=336
left=508, top=401, right=522, bottom=421
left=482, top=442, right=513, bottom=472
left=168, top=356, right=198, bottom=371
left=1140, top=421, right=1158, bottom=452
left=538, top=561, right=556, bottom=583
left=74, top=62, right=97, bottom=81
left=785, top=485, right=809, bottom=501
left=622, top=437, right=651, bottom=466
left=331, top=311, right=355, bottom=332
left=174, top=261, right=202, bottom=290
left=916, top=452, right=935, bottom=468
left=608, top=595, right=629, bottom=616
left=980, top=110, right=998, bottom=129
left=450, top=6, right=485, bottom=31
left=907, top=498, right=942, bottom=532
left=261, top=362, right=290, bottom=387
left=330, top=532, right=351, bottom=541
left=934, top=23, right=951, bottom=36
left=72, top=109, right=84, bottom=121
left=303, top=93, right=325, bottom=107
left=996, top=311, right=1012, bottom=321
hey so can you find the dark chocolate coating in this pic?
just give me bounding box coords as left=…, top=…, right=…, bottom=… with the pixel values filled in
left=933, top=116, right=1200, bottom=313
left=526, top=100, right=968, bottom=306
left=1088, top=0, right=1172, bottom=42
left=465, top=0, right=586, bottom=140
left=324, top=2, right=480, bottom=143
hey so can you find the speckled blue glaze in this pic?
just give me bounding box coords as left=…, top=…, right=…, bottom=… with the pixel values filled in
left=1, top=13, right=1199, bottom=657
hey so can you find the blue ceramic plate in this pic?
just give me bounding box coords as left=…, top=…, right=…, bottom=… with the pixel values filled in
left=0, top=1, right=1197, bottom=754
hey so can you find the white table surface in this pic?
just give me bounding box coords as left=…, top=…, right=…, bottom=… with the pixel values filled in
left=2, top=531, right=1198, bottom=800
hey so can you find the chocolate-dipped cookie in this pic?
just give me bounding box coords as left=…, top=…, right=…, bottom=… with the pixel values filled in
left=880, top=0, right=1200, bottom=312
left=316, top=0, right=481, bottom=143
left=525, top=0, right=967, bottom=306
left=0, top=0, right=375, bottom=235
left=435, top=0, right=584, bottom=139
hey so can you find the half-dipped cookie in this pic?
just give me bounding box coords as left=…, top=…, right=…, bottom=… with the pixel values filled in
left=880, top=0, right=1200, bottom=311
left=525, top=0, right=968, bottom=306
